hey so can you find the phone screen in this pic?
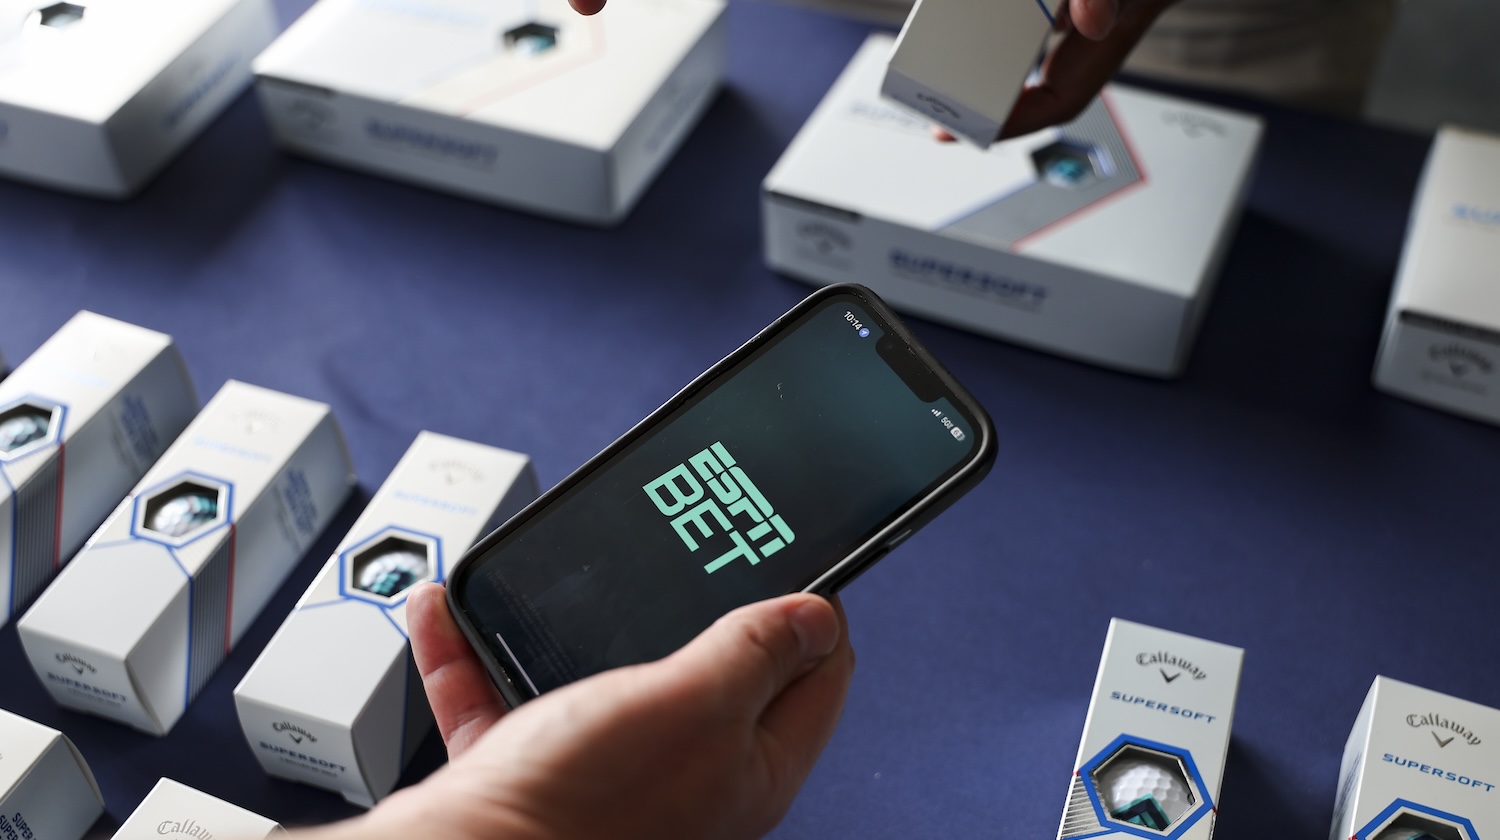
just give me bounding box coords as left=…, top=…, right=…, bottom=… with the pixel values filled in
left=454, top=290, right=985, bottom=696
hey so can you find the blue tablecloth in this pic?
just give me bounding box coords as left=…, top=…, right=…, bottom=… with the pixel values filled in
left=0, top=1, right=1486, bottom=837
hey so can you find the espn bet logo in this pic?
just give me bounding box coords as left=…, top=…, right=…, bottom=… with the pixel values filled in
left=644, top=441, right=795, bottom=574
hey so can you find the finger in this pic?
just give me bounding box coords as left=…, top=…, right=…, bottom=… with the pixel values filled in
left=1000, top=0, right=1166, bottom=138
left=407, top=582, right=509, bottom=758
left=569, top=0, right=606, bottom=14
left=753, top=596, right=855, bottom=796
left=669, top=593, right=841, bottom=720
left=1068, top=0, right=1119, bottom=40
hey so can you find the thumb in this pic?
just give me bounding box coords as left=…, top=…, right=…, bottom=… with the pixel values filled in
left=669, top=594, right=841, bottom=717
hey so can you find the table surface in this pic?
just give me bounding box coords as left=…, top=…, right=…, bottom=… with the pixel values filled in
left=0, top=1, right=1490, bottom=838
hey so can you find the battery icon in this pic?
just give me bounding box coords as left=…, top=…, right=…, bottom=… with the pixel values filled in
left=950, top=427, right=965, bottom=441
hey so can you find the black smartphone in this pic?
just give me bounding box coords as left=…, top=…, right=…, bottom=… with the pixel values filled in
left=447, top=284, right=996, bottom=706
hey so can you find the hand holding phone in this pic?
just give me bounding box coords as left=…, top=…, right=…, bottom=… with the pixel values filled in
left=295, top=585, right=853, bottom=840
left=448, top=284, right=995, bottom=705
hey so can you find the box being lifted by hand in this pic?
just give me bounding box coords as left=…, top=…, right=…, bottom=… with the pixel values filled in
left=0, top=0, right=276, bottom=196
left=882, top=0, right=1058, bottom=147
left=765, top=34, right=1262, bottom=377
left=253, top=0, right=725, bottom=225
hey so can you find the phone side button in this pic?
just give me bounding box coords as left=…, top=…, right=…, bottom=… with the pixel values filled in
left=884, top=529, right=913, bottom=550
left=832, top=549, right=888, bottom=593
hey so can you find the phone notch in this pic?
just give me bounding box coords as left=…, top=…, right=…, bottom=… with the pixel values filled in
left=875, top=331, right=945, bottom=402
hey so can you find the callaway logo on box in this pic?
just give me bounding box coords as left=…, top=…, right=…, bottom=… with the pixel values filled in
left=764, top=34, right=1263, bottom=377
left=252, top=0, right=725, bottom=225
left=111, top=778, right=281, bottom=839
left=1374, top=126, right=1500, bottom=427
left=18, top=380, right=356, bottom=736
left=0, top=708, right=103, bottom=840
left=0, top=0, right=276, bottom=196
left=1057, top=619, right=1243, bottom=840
left=1330, top=677, right=1498, bottom=840
left=235, top=431, right=536, bottom=807
left=0, top=311, right=197, bottom=627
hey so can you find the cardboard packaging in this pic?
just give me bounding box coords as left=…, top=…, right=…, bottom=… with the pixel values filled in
left=1374, top=126, right=1500, bottom=426
left=1057, top=619, right=1243, bottom=839
left=1330, top=677, right=1498, bottom=840
left=235, top=431, right=537, bottom=808
left=0, top=311, right=197, bottom=626
left=252, top=0, right=726, bottom=225
left=112, top=778, right=281, bottom=839
left=18, top=380, right=356, bottom=736
left=764, top=34, right=1263, bottom=378
left=0, top=708, right=103, bottom=840
left=0, top=0, right=277, bottom=197
left=882, top=0, right=1056, bottom=147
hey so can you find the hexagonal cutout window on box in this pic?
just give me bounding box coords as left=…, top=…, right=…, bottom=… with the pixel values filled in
left=137, top=479, right=229, bottom=545
left=345, top=533, right=436, bottom=604
left=34, top=3, right=85, bottom=28
left=503, top=22, right=559, bottom=56
left=1090, top=744, right=1199, bottom=832
left=0, top=400, right=62, bottom=461
left=1369, top=814, right=1467, bottom=840
left=1031, top=141, right=1108, bottom=189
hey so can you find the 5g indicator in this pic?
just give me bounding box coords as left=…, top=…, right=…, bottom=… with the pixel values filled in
left=930, top=408, right=965, bottom=441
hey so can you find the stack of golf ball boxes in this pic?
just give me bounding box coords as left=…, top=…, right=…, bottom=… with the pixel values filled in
left=17, top=380, right=356, bottom=735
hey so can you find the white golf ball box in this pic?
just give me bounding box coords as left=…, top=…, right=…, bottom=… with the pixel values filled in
left=110, top=778, right=281, bottom=840
left=1374, top=126, right=1500, bottom=426
left=0, top=0, right=277, bottom=196
left=252, top=0, right=726, bottom=225
left=234, top=431, right=537, bottom=808
left=1329, top=677, right=1498, bottom=840
left=17, top=380, right=356, bottom=736
left=0, top=708, right=103, bottom=840
left=881, top=0, right=1056, bottom=147
left=1057, top=619, right=1243, bottom=840
left=0, top=311, right=197, bottom=628
left=763, top=34, right=1264, bottom=378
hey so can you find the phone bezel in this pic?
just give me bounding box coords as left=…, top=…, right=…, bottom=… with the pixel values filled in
left=446, top=283, right=997, bottom=707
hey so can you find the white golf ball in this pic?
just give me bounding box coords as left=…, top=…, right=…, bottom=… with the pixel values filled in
left=1373, top=828, right=1440, bottom=840
left=356, top=549, right=428, bottom=598
left=149, top=492, right=218, bottom=538
left=1096, top=752, right=1194, bottom=828
left=0, top=412, right=48, bottom=453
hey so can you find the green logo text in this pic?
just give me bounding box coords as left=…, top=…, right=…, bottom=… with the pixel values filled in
left=643, top=441, right=795, bottom=573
